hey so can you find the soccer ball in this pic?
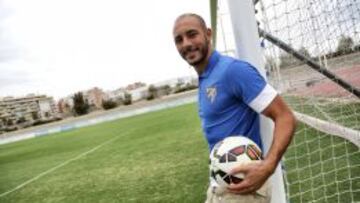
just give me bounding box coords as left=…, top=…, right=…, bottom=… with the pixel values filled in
left=209, top=136, right=262, bottom=188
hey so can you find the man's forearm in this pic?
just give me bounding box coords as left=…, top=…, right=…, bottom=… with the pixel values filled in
left=264, top=111, right=296, bottom=173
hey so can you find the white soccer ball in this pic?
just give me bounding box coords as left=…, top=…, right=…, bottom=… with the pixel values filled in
left=209, top=136, right=263, bottom=188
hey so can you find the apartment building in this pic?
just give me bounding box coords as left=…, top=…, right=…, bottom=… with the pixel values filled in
left=83, top=87, right=106, bottom=109
left=106, top=88, right=126, bottom=102
left=0, top=95, right=58, bottom=132
left=128, top=86, right=148, bottom=102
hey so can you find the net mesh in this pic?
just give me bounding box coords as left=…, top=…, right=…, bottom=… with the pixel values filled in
left=216, top=0, right=360, bottom=202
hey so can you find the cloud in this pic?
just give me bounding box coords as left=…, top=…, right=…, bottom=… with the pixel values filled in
left=0, top=0, right=209, bottom=99
left=0, top=3, right=20, bottom=62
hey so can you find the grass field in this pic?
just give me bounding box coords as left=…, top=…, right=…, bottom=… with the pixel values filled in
left=284, top=95, right=360, bottom=130
left=284, top=95, right=360, bottom=202
left=284, top=123, right=360, bottom=203
left=0, top=104, right=209, bottom=203
left=0, top=101, right=359, bottom=203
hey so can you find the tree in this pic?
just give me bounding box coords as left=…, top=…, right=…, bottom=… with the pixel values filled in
left=264, top=55, right=277, bottom=74
left=336, top=35, right=354, bottom=54
left=123, top=93, right=132, bottom=105
left=161, top=85, right=171, bottom=95
left=147, top=85, right=158, bottom=100
left=354, top=44, right=360, bottom=52
left=279, top=52, right=297, bottom=68
left=298, top=47, right=311, bottom=58
left=72, top=92, right=89, bottom=116
left=279, top=47, right=311, bottom=68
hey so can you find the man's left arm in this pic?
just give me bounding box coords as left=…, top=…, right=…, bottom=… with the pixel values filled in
left=228, top=95, right=297, bottom=194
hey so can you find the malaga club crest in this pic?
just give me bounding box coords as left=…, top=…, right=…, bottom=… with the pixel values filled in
left=206, top=86, right=217, bottom=103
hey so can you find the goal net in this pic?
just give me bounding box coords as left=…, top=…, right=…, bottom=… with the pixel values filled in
left=215, top=0, right=360, bottom=202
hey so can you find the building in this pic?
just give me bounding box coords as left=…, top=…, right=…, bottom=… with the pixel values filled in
left=125, top=82, right=148, bottom=102
left=83, top=87, right=107, bottom=109
left=106, top=88, right=127, bottom=102
left=128, top=86, right=148, bottom=102
left=0, top=95, right=59, bottom=132
left=57, top=87, right=107, bottom=115
left=154, top=76, right=198, bottom=88
left=125, top=82, right=146, bottom=91
left=57, top=97, right=74, bottom=117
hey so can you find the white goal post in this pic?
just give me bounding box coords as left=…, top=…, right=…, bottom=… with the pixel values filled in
left=226, top=0, right=287, bottom=202
left=211, top=0, right=360, bottom=202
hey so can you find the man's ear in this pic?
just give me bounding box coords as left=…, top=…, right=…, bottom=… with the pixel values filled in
left=206, top=28, right=212, bottom=38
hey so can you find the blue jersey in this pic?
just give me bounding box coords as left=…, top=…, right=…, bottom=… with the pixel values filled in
left=198, top=51, right=277, bottom=151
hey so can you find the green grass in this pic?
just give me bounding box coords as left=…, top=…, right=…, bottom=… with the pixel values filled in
left=283, top=94, right=360, bottom=203
left=0, top=100, right=359, bottom=203
left=284, top=95, right=360, bottom=130
left=0, top=103, right=209, bottom=203
left=285, top=122, right=360, bottom=203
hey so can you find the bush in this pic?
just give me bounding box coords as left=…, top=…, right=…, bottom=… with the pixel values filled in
left=102, top=100, right=117, bottom=110
left=146, top=94, right=155, bottom=101
left=16, top=117, right=26, bottom=124
left=148, top=85, right=158, bottom=99
left=174, top=83, right=198, bottom=94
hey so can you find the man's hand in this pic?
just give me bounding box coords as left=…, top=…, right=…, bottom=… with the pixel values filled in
left=227, top=160, right=274, bottom=195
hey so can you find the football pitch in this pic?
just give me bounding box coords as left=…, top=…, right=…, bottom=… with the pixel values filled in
left=0, top=104, right=208, bottom=203
left=0, top=102, right=359, bottom=202
left=284, top=96, right=360, bottom=202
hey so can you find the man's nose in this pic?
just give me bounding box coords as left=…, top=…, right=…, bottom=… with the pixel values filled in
left=182, top=37, right=192, bottom=48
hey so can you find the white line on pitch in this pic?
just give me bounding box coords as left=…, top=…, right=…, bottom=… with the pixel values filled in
left=0, top=133, right=126, bottom=198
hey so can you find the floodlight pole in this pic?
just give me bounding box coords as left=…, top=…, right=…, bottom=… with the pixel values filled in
left=227, top=0, right=287, bottom=203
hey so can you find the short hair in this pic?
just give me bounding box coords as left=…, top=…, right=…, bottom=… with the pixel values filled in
left=175, top=13, right=208, bottom=31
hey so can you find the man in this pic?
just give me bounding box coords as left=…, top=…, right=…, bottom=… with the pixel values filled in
left=173, top=13, right=296, bottom=203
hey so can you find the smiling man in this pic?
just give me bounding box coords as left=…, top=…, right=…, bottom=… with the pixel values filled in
left=173, top=13, right=296, bottom=203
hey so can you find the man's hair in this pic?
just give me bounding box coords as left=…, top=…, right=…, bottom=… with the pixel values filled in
left=175, top=13, right=208, bottom=31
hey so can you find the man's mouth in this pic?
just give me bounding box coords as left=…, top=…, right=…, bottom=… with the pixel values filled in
left=184, top=48, right=199, bottom=58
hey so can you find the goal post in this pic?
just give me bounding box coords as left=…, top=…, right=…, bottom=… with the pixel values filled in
left=211, top=0, right=360, bottom=202
left=210, top=0, right=288, bottom=202
left=227, top=1, right=288, bottom=203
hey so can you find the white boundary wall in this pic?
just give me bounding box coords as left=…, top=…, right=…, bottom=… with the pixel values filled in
left=0, top=93, right=196, bottom=145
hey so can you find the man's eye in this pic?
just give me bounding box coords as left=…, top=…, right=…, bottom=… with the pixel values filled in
left=175, top=37, right=183, bottom=44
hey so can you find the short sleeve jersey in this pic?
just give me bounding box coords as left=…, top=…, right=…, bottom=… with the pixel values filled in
left=198, top=51, right=277, bottom=151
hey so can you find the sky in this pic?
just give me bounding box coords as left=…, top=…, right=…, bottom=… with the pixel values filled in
left=0, top=0, right=210, bottom=100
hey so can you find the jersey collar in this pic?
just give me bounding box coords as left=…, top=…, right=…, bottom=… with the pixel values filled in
left=199, top=51, right=220, bottom=79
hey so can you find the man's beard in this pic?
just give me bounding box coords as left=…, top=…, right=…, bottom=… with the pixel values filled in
left=182, top=39, right=210, bottom=66
left=189, top=42, right=209, bottom=66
